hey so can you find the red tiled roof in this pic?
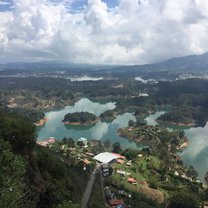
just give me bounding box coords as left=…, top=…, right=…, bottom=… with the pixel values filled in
left=128, top=178, right=137, bottom=183
left=37, top=141, right=48, bottom=146
left=82, top=159, right=91, bottom=165
left=45, top=138, right=56, bottom=143
left=112, top=153, right=126, bottom=159
left=117, top=159, right=125, bottom=164
left=108, top=199, right=124, bottom=206
left=85, top=152, right=94, bottom=156
left=36, top=138, right=56, bottom=146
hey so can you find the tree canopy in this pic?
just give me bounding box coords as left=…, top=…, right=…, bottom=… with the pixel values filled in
left=0, top=110, right=36, bottom=155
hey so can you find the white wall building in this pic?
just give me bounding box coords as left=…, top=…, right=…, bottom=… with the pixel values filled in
left=93, top=152, right=120, bottom=164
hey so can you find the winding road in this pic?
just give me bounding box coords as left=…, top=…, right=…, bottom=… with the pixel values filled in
left=81, top=167, right=98, bottom=208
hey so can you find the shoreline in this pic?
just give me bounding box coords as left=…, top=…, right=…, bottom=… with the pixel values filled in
left=117, top=126, right=190, bottom=150
left=157, top=119, right=196, bottom=127
left=34, top=117, right=48, bottom=126
left=117, top=128, right=144, bottom=143
left=63, top=118, right=99, bottom=126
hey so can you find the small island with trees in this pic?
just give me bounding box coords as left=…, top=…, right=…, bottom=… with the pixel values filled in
left=99, top=110, right=117, bottom=122
left=156, top=107, right=199, bottom=127
left=62, top=111, right=98, bottom=125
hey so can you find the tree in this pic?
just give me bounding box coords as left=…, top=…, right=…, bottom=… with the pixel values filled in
left=104, top=139, right=111, bottom=148
left=62, top=137, right=68, bottom=145
left=0, top=139, right=27, bottom=208
left=62, top=137, right=75, bottom=147
left=187, top=166, right=198, bottom=179
left=178, top=130, right=185, bottom=138
left=205, top=171, right=208, bottom=185
left=0, top=114, right=36, bottom=155
left=68, top=138, right=75, bottom=147
left=122, top=148, right=139, bottom=161
left=98, top=141, right=103, bottom=151
left=169, top=192, right=201, bottom=208
left=149, top=177, right=158, bottom=189
left=56, top=201, right=80, bottom=208
left=112, top=142, right=122, bottom=153
left=128, top=120, right=135, bottom=127
left=76, top=141, right=84, bottom=147
left=136, top=118, right=147, bottom=126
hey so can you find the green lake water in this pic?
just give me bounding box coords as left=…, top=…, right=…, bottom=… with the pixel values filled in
left=181, top=125, right=208, bottom=182
left=145, top=111, right=208, bottom=182
left=37, top=98, right=208, bottom=181
left=37, top=98, right=139, bottom=148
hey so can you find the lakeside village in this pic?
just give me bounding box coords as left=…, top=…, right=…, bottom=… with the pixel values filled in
left=37, top=125, right=207, bottom=208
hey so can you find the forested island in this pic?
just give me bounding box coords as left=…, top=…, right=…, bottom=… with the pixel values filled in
left=62, top=111, right=98, bottom=125
left=157, top=107, right=198, bottom=126
left=99, top=110, right=117, bottom=122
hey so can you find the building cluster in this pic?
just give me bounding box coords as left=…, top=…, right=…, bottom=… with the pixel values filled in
left=105, top=186, right=125, bottom=208
left=36, top=137, right=140, bottom=207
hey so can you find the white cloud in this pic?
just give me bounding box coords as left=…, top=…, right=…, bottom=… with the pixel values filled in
left=0, top=1, right=11, bottom=6
left=0, top=0, right=208, bottom=64
left=91, top=122, right=109, bottom=139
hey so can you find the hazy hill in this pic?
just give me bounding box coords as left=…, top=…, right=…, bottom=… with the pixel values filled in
left=0, top=52, right=208, bottom=73
left=114, top=52, right=208, bottom=73
left=157, top=52, right=208, bottom=72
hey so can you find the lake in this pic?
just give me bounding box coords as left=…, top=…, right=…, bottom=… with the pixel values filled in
left=37, top=98, right=139, bottom=148
left=145, top=111, right=165, bottom=126
left=181, top=123, right=208, bottom=182
left=37, top=99, right=208, bottom=182
left=67, top=76, right=103, bottom=81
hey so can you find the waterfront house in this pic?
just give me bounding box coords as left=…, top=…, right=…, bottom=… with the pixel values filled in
left=78, top=137, right=88, bottom=147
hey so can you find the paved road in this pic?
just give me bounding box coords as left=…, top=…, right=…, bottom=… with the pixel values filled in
left=81, top=167, right=98, bottom=208
left=100, top=174, right=110, bottom=208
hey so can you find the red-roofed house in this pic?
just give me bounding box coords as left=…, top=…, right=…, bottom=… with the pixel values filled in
left=128, top=178, right=137, bottom=184
left=117, top=159, right=125, bottom=164
left=45, top=137, right=56, bottom=143
left=108, top=199, right=125, bottom=207
left=85, top=152, right=95, bottom=157
left=112, top=153, right=126, bottom=159
left=82, top=159, right=91, bottom=165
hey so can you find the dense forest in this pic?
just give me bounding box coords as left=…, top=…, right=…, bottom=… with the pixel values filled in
left=114, top=79, right=208, bottom=126
left=1, top=76, right=208, bottom=126
left=4, top=107, right=45, bottom=123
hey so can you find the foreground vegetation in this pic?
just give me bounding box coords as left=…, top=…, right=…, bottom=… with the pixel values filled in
left=0, top=109, right=87, bottom=208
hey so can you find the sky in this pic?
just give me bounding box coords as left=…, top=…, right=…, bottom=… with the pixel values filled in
left=0, top=0, right=208, bottom=65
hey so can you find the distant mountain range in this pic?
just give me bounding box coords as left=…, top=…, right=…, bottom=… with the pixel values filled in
left=154, top=52, right=208, bottom=72
left=1, top=52, right=208, bottom=73
left=115, top=52, right=208, bottom=73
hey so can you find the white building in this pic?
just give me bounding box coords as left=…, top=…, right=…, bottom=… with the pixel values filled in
left=78, top=137, right=88, bottom=147
left=93, top=152, right=120, bottom=164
